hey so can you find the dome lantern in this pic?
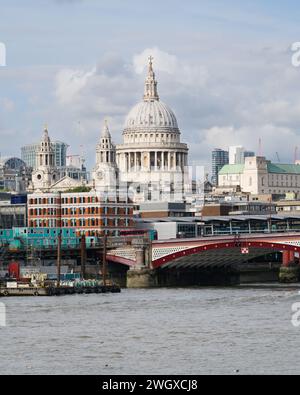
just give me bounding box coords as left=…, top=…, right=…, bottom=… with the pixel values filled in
left=143, top=56, right=159, bottom=102
left=124, top=58, right=179, bottom=134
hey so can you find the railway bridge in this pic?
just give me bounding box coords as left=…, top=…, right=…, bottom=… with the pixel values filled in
left=107, top=233, right=300, bottom=287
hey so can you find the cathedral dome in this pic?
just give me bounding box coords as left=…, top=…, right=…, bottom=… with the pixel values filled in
left=124, top=100, right=179, bottom=132
left=124, top=57, right=179, bottom=134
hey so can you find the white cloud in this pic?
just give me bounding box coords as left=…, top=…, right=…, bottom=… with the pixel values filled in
left=55, top=67, right=96, bottom=105
left=0, top=98, right=15, bottom=113
left=133, top=47, right=178, bottom=75
left=50, top=46, right=300, bottom=170
left=202, top=124, right=298, bottom=163
left=2, top=44, right=300, bottom=171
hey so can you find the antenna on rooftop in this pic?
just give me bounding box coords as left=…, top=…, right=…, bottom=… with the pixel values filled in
left=258, top=138, right=263, bottom=157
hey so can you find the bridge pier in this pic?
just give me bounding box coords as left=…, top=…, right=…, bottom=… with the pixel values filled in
left=127, top=268, right=158, bottom=288
left=279, top=250, right=300, bottom=283
left=282, top=250, right=295, bottom=267
left=126, top=242, right=158, bottom=288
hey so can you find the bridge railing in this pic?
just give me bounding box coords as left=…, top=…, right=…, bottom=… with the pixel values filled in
left=203, top=228, right=300, bottom=237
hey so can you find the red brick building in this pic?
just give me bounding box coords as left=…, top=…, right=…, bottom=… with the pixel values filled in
left=28, top=191, right=134, bottom=236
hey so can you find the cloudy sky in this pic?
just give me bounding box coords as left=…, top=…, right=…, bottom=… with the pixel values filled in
left=0, top=0, right=300, bottom=171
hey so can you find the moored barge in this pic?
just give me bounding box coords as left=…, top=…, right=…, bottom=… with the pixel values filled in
left=0, top=284, right=121, bottom=297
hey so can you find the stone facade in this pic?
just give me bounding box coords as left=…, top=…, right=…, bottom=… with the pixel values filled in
left=219, top=156, right=300, bottom=195
left=30, top=128, right=59, bottom=192
left=30, top=59, right=190, bottom=202
left=116, top=58, right=189, bottom=203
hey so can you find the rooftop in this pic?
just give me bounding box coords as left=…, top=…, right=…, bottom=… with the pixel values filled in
left=219, top=162, right=300, bottom=175
left=136, top=214, right=300, bottom=223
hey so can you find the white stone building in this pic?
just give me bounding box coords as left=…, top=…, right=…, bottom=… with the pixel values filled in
left=30, top=128, right=60, bottom=192
left=92, top=120, right=118, bottom=192
left=115, top=57, right=189, bottom=203
left=218, top=156, right=300, bottom=195
left=30, top=58, right=191, bottom=201
left=30, top=128, right=88, bottom=193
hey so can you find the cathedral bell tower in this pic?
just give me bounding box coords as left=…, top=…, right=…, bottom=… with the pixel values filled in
left=93, top=121, right=118, bottom=191
left=31, top=127, right=58, bottom=192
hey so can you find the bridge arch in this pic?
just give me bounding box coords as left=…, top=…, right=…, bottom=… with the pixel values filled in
left=106, top=254, right=136, bottom=267
left=152, top=240, right=300, bottom=269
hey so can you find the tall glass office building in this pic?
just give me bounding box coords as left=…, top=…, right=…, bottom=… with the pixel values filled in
left=21, top=141, right=69, bottom=169
left=212, top=149, right=229, bottom=185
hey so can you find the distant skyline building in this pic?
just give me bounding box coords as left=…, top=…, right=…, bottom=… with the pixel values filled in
left=66, top=155, right=84, bottom=169
left=244, top=150, right=255, bottom=160
left=229, top=146, right=256, bottom=165
left=212, top=149, right=229, bottom=185
left=21, top=140, right=69, bottom=169
left=229, top=146, right=245, bottom=165
left=0, top=157, right=31, bottom=193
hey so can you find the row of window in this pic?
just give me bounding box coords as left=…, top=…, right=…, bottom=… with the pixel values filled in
left=278, top=206, right=300, bottom=211
left=29, top=207, right=132, bottom=216
left=261, top=189, right=299, bottom=194
left=29, top=197, right=131, bottom=205
left=29, top=198, right=60, bottom=205
left=29, top=219, right=132, bottom=228
left=222, top=175, right=300, bottom=189
left=61, top=218, right=131, bottom=227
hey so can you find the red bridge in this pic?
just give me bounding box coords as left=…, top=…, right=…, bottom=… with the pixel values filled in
left=107, top=232, right=300, bottom=269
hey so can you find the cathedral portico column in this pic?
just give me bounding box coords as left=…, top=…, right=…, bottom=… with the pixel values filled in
left=164, top=152, right=167, bottom=170
left=184, top=154, right=188, bottom=167
left=172, top=153, right=175, bottom=170
left=134, top=152, right=137, bottom=172
left=168, top=152, right=171, bottom=171
left=157, top=152, right=161, bottom=170
left=138, top=152, right=141, bottom=170
left=129, top=152, right=133, bottom=171
left=155, top=152, right=157, bottom=171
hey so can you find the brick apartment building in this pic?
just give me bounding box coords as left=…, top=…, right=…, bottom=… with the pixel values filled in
left=28, top=191, right=134, bottom=236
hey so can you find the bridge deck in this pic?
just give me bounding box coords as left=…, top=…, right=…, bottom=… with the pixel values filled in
left=153, top=232, right=300, bottom=245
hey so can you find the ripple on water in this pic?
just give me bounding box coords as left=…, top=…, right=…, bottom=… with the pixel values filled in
left=1, top=287, right=300, bottom=375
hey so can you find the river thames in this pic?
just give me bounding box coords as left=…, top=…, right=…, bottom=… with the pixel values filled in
left=1, top=286, right=300, bottom=375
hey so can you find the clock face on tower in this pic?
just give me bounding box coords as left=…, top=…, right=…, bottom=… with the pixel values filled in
left=97, top=171, right=104, bottom=180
